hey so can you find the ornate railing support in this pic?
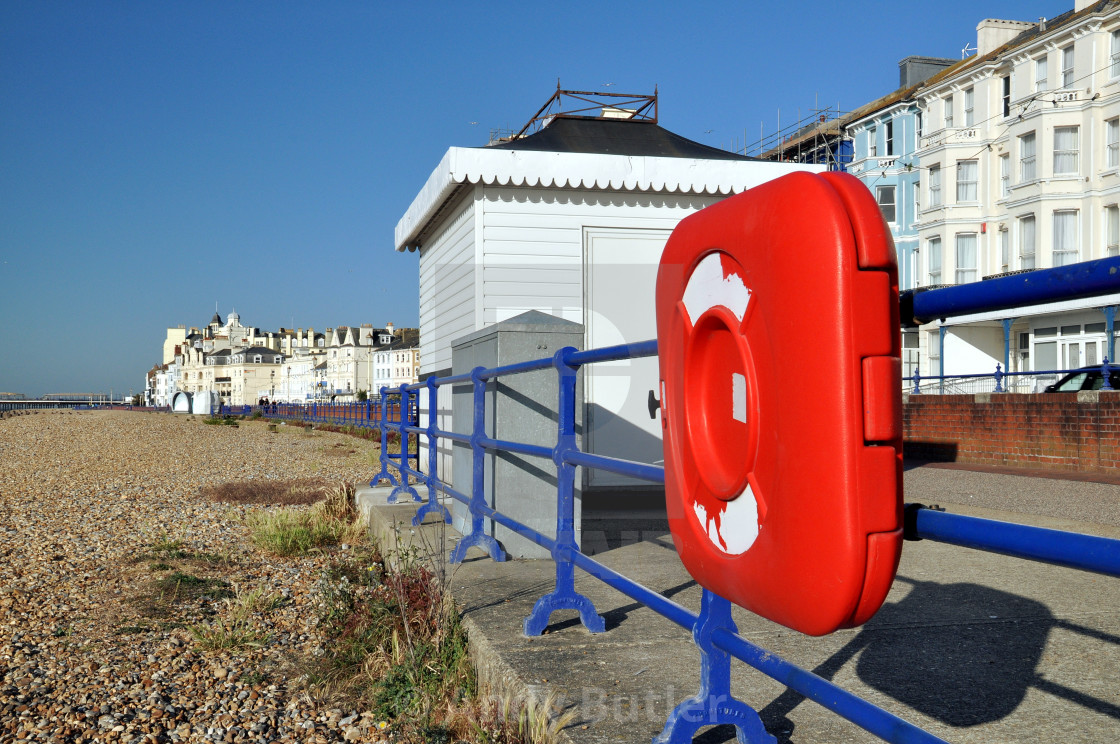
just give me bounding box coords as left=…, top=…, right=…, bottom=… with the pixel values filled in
left=450, top=367, right=506, bottom=563
left=656, top=590, right=775, bottom=744
left=524, top=347, right=605, bottom=635
left=413, top=376, right=452, bottom=526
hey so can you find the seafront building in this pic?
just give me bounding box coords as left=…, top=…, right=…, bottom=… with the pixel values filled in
left=829, top=1, right=1120, bottom=388
left=908, top=3, right=1120, bottom=384
left=845, top=56, right=958, bottom=380
left=845, top=56, right=958, bottom=294
left=147, top=312, right=418, bottom=407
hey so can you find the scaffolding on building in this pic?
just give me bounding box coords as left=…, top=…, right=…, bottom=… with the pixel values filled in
left=745, top=105, right=853, bottom=171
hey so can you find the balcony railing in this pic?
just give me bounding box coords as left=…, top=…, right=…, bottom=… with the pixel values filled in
left=906, top=360, right=1115, bottom=394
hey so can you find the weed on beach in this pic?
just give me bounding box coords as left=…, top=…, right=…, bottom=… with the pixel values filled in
left=189, top=584, right=282, bottom=651
left=302, top=526, right=571, bottom=744
left=244, top=483, right=365, bottom=557
left=202, top=477, right=335, bottom=506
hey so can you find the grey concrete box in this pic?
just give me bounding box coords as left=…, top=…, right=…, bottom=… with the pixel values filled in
left=450, top=311, right=583, bottom=559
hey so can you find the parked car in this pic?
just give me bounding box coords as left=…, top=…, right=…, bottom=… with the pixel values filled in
left=1043, top=366, right=1120, bottom=392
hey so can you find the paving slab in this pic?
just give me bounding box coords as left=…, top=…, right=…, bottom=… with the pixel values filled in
left=356, top=468, right=1120, bottom=744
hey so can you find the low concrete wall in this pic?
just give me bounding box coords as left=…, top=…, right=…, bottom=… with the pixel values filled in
left=904, top=391, right=1120, bottom=474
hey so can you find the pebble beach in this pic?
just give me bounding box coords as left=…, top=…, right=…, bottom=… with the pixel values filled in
left=1, top=410, right=388, bottom=744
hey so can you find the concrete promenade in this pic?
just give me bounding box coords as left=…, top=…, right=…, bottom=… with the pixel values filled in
left=357, top=464, right=1120, bottom=744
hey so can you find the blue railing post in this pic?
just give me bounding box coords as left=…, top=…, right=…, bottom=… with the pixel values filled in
left=387, top=387, right=421, bottom=505
left=412, top=377, right=452, bottom=526
left=656, top=590, right=775, bottom=744
left=938, top=325, right=947, bottom=395
left=524, top=347, right=605, bottom=635
left=911, top=368, right=920, bottom=394
left=1103, top=357, right=1113, bottom=391
left=994, top=363, right=1004, bottom=393
left=450, top=367, right=506, bottom=563
left=369, top=386, right=402, bottom=490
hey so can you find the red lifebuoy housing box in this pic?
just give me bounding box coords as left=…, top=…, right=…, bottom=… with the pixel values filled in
left=655, top=171, right=903, bottom=636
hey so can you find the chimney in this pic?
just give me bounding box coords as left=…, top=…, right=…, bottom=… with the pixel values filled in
left=1074, top=1, right=1094, bottom=12
left=899, top=56, right=958, bottom=87
left=977, top=19, right=1034, bottom=56
left=386, top=322, right=395, bottom=336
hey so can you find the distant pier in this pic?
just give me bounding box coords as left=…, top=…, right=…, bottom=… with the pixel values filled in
left=0, top=393, right=124, bottom=412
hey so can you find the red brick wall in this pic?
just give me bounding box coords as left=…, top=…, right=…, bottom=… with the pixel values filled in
left=903, top=392, right=1120, bottom=474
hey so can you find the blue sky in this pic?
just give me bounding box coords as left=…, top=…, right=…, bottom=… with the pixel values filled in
left=0, top=0, right=1061, bottom=397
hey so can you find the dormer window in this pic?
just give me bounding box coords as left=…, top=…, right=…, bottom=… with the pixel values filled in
left=254, top=355, right=262, bottom=364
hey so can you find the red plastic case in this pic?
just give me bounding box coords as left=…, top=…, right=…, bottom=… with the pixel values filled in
left=655, top=171, right=903, bottom=636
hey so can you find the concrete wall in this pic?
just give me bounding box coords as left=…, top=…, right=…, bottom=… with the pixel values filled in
left=450, top=312, right=584, bottom=559
left=904, top=392, right=1120, bottom=473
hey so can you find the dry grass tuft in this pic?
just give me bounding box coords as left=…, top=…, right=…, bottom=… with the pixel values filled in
left=245, top=483, right=365, bottom=556
left=202, top=478, right=335, bottom=506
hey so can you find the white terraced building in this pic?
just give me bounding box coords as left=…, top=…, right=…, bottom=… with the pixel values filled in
left=912, top=2, right=1120, bottom=386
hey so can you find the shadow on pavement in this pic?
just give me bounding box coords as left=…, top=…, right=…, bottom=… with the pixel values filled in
left=752, top=576, right=1120, bottom=743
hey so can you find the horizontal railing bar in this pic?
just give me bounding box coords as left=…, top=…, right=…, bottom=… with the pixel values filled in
left=397, top=464, right=425, bottom=482
left=432, top=481, right=470, bottom=505
left=568, top=339, right=659, bottom=366
left=435, top=372, right=473, bottom=385
left=908, top=506, right=1120, bottom=578
left=432, top=429, right=471, bottom=445
left=710, top=628, right=949, bottom=744
left=907, top=366, right=1109, bottom=383
left=565, top=450, right=665, bottom=483
left=480, top=436, right=554, bottom=460
left=903, top=256, right=1120, bottom=325
left=563, top=551, right=946, bottom=744
left=460, top=487, right=558, bottom=552
left=402, top=425, right=424, bottom=435
left=567, top=549, right=699, bottom=630
left=479, top=356, right=556, bottom=380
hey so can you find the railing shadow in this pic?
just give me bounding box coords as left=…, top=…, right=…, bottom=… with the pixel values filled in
left=750, top=576, right=1120, bottom=743
left=546, top=577, right=698, bottom=633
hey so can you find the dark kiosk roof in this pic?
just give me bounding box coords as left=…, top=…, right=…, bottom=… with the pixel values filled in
left=487, top=117, right=754, bottom=161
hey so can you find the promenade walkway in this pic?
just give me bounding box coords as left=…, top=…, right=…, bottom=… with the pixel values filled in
left=358, top=464, right=1120, bottom=744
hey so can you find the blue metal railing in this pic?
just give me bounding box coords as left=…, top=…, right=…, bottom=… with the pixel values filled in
left=218, top=401, right=382, bottom=425
left=367, top=338, right=1120, bottom=744
left=906, top=359, right=1116, bottom=394
left=901, top=256, right=1120, bottom=325
left=70, top=404, right=169, bottom=412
